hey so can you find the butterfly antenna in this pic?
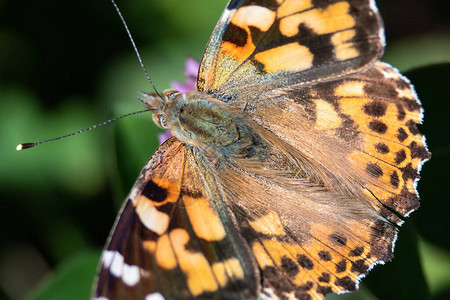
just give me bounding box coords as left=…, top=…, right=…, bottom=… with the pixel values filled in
left=110, top=0, right=162, bottom=99
left=16, top=109, right=152, bottom=151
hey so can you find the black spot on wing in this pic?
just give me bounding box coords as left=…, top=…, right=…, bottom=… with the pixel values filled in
left=336, top=259, right=347, bottom=273
left=405, top=119, right=420, bottom=135
left=404, top=98, right=421, bottom=112
left=317, top=285, right=332, bottom=296
left=330, top=232, right=347, bottom=247
left=363, top=101, right=387, bottom=117
left=297, top=281, right=313, bottom=291
left=223, top=23, right=247, bottom=47
left=397, top=128, right=408, bottom=142
left=400, top=163, right=418, bottom=181
left=335, top=276, right=356, bottom=291
left=281, top=256, right=300, bottom=277
left=349, top=246, right=364, bottom=257
left=295, top=292, right=312, bottom=300
left=396, top=104, right=406, bottom=121
left=297, top=254, right=314, bottom=270
left=368, top=120, right=388, bottom=134
left=390, top=171, right=400, bottom=188
left=394, top=149, right=407, bottom=164
left=351, top=259, right=369, bottom=274
left=318, top=272, right=331, bottom=283
left=364, top=82, right=398, bottom=99
left=141, top=180, right=168, bottom=203
left=366, top=163, right=383, bottom=178
left=318, top=250, right=332, bottom=261
left=409, top=141, right=430, bottom=160
left=375, top=142, right=390, bottom=154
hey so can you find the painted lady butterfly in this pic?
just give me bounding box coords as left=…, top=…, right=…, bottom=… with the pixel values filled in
left=93, top=0, right=430, bottom=299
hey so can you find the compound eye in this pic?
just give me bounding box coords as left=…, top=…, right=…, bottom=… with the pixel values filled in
left=152, top=113, right=167, bottom=129
left=158, top=115, right=167, bottom=128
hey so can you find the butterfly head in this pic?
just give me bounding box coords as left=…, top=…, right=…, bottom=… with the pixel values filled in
left=138, top=89, right=177, bottom=129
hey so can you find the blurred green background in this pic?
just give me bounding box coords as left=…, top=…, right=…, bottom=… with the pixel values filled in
left=1, top=0, right=449, bottom=299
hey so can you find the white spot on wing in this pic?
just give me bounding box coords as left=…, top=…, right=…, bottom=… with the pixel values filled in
left=123, top=263, right=140, bottom=286
left=136, top=199, right=170, bottom=235
left=109, top=251, right=125, bottom=278
left=232, top=6, right=275, bottom=31
left=101, top=250, right=114, bottom=268
left=101, top=250, right=141, bottom=286
left=145, top=292, right=165, bottom=300
left=260, top=287, right=276, bottom=299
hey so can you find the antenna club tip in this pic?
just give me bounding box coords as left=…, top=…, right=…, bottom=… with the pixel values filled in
left=16, top=143, right=34, bottom=151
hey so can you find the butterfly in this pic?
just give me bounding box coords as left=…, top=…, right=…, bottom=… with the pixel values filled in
left=93, top=0, right=430, bottom=299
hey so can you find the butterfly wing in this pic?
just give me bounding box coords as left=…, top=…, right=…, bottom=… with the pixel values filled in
left=296, top=62, right=430, bottom=218
left=93, top=137, right=259, bottom=299
left=197, top=0, right=383, bottom=97
left=243, top=62, right=429, bottom=219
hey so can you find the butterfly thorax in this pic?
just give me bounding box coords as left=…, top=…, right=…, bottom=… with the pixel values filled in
left=142, top=90, right=263, bottom=155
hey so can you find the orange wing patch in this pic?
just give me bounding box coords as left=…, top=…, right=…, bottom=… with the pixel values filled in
left=183, top=194, right=227, bottom=241
left=279, top=2, right=355, bottom=36
left=331, top=30, right=358, bottom=60
left=254, top=43, right=314, bottom=73
left=314, top=99, right=342, bottom=131
left=164, top=228, right=222, bottom=296
left=278, top=0, right=313, bottom=18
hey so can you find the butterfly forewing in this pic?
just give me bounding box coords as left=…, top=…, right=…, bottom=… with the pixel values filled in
left=198, top=0, right=383, bottom=97
left=94, top=138, right=259, bottom=299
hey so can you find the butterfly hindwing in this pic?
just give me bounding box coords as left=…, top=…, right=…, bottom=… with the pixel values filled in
left=251, top=61, right=429, bottom=219
left=94, top=138, right=259, bottom=299
left=313, top=62, right=430, bottom=218
left=217, top=61, right=429, bottom=299
left=198, top=0, right=383, bottom=97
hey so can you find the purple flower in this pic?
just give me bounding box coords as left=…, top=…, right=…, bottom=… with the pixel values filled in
left=171, top=57, right=199, bottom=93
left=158, top=58, right=199, bottom=144
left=158, top=130, right=173, bottom=145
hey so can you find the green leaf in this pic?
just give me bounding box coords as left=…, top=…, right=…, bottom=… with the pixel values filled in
left=25, top=250, right=100, bottom=300
left=384, top=35, right=450, bottom=72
